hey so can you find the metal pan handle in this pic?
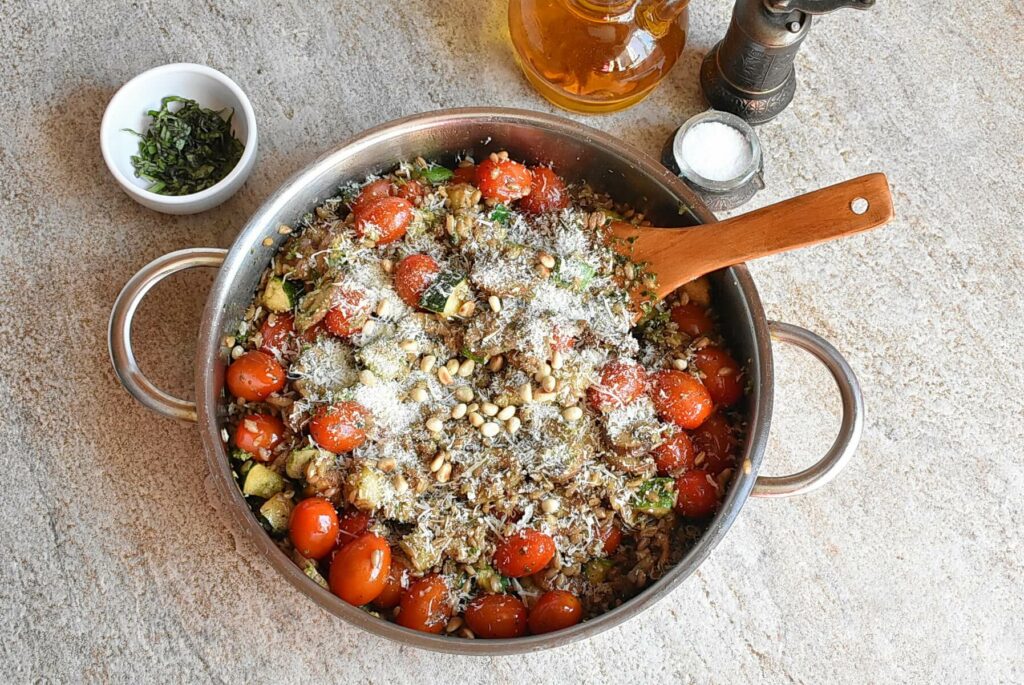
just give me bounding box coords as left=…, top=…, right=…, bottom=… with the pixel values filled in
left=752, top=321, right=864, bottom=498
left=108, top=248, right=227, bottom=423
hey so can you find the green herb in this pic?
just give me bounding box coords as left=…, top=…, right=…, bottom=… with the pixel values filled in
left=630, top=478, right=676, bottom=516
left=230, top=448, right=253, bottom=462
left=489, top=203, right=511, bottom=224
left=414, top=165, right=454, bottom=184
left=125, top=95, right=244, bottom=195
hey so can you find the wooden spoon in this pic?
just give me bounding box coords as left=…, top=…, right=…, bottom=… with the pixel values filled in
left=612, top=173, right=894, bottom=300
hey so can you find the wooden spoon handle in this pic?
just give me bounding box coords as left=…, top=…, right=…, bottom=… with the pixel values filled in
left=618, top=173, right=894, bottom=297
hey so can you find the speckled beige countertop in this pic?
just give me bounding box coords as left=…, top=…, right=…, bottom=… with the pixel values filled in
left=1, top=1, right=1022, bottom=682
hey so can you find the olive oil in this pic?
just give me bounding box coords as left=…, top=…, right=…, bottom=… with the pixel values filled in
left=508, top=0, right=690, bottom=114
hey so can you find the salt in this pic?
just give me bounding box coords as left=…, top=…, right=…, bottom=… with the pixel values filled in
left=679, top=121, right=753, bottom=182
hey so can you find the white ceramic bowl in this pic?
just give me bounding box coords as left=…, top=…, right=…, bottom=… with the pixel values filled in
left=100, top=63, right=258, bottom=215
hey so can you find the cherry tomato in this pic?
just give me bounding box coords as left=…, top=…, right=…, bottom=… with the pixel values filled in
left=394, top=254, right=440, bottom=308
left=328, top=532, right=391, bottom=605
left=651, top=369, right=713, bottom=429
left=226, top=350, right=286, bottom=402
left=452, top=164, right=476, bottom=184
left=674, top=470, right=720, bottom=518
left=465, top=594, right=529, bottom=638
left=289, top=497, right=339, bottom=560
left=350, top=178, right=394, bottom=213
left=671, top=302, right=714, bottom=338
left=587, top=359, right=648, bottom=412
left=372, top=557, right=410, bottom=610
left=353, top=196, right=415, bottom=244
left=475, top=158, right=533, bottom=203
left=599, top=525, right=622, bottom=555
left=396, top=179, right=426, bottom=203
left=338, top=509, right=372, bottom=547
left=259, top=313, right=294, bottom=355
left=693, top=346, right=744, bottom=407
left=691, top=411, right=738, bottom=476
left=233, top=413, right=286, bottom=462
left=323, top=288, right=369, bottom=338
left=493, top=529, right=556, bottom=578
left=397, top=574, right=452, bottom=633
left=518, top=167, right=569, bottom=214
left=652, top=431, right=696, bottom=476
left=309, top=401, right=371, bottom=453
left=527, top=590, right=582, bottom=635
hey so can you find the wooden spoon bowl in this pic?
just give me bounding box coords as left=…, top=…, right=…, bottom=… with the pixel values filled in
left=611, top=173, right=894, bottom=300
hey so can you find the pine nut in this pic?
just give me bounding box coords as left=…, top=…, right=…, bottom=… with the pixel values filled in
left=223, top=336, right=235, bottom=349
left=468, top=412, right=485, bottom=427
left=488, top=295, right=502, bottom=313
left=381, top=258, right=393, bottom=273
left=231, top=345, right=244, bottom=360
left=392, top=475, right=409, bottom=493
left=562, top=406, right=583, bottom=422
left=410, top=386, right=428, bottom=402
left=458, top=301, right=476, bottom=317
left=481, top=402, right=499, bottom=417
left=420, top=355, right=437, bottom=373
left=672, top=358, right=687, bottom=370
left=506, top=416, right=521, bottom=434
left=446, top=359, right=460, bottom=374
left=458, top=359, right=475, bottom=377
left=359, top=369, right=377, bottom=386
left=451, top=403, right=468, bottom=419
left=540, top=375, right=556, bottom=393
left=362, top=319, right=377, bottom=336
left=496, top=406, right=515, bottom=421
left=518, top=383, right=533, bottom=403
left=455, top=386, right=474, bottom=402
left=539, top=252, right=556, bottom=269
left=541, top=498, right=561, bottom=514
left=375, top=299, right=391, bottom=318
left=487, top=354, right=504, bottom=372
left=551, top=350, right=564, bottom=370
left=399, top=339, right=418, bottom=353
left=467, top=402, right=480, bottom=413
left=534, top=391, right=556, bottom=402
left=445, top=616, right=463, bottom=633
left=438, top=367, right=454, bottom=385
left=624, top=262, right=635, bottom=280
left=437, top=462, right=453, bottom=483
left=426, top=417, right=444, bottom=433
left=378, top=458, right=396, bottom=472
left=534, top=363, right=551, bottom=381
left=429, top=453, right=446, bottom=472
left=480, top=422, right=500, bottom=438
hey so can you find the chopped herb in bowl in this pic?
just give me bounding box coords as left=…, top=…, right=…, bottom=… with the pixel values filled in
left=125, top=95, right=244, bottom=195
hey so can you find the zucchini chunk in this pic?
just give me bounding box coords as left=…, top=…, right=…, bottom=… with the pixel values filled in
left=243, top=463, right=285, bottom=499
left=286, top=447, right=321, bottom=480
left=259, top=492, right=294, bottom=534
left=630, top=477, right=676, bottom=517
left=584, top=558, right=614, bottom=584
left=262, top=277, right=297, bottom=313
left=420, top=270, right=468, bottom=317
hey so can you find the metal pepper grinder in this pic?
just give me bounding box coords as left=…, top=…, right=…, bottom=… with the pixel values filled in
left=700, top=0, right=874, bottom=125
